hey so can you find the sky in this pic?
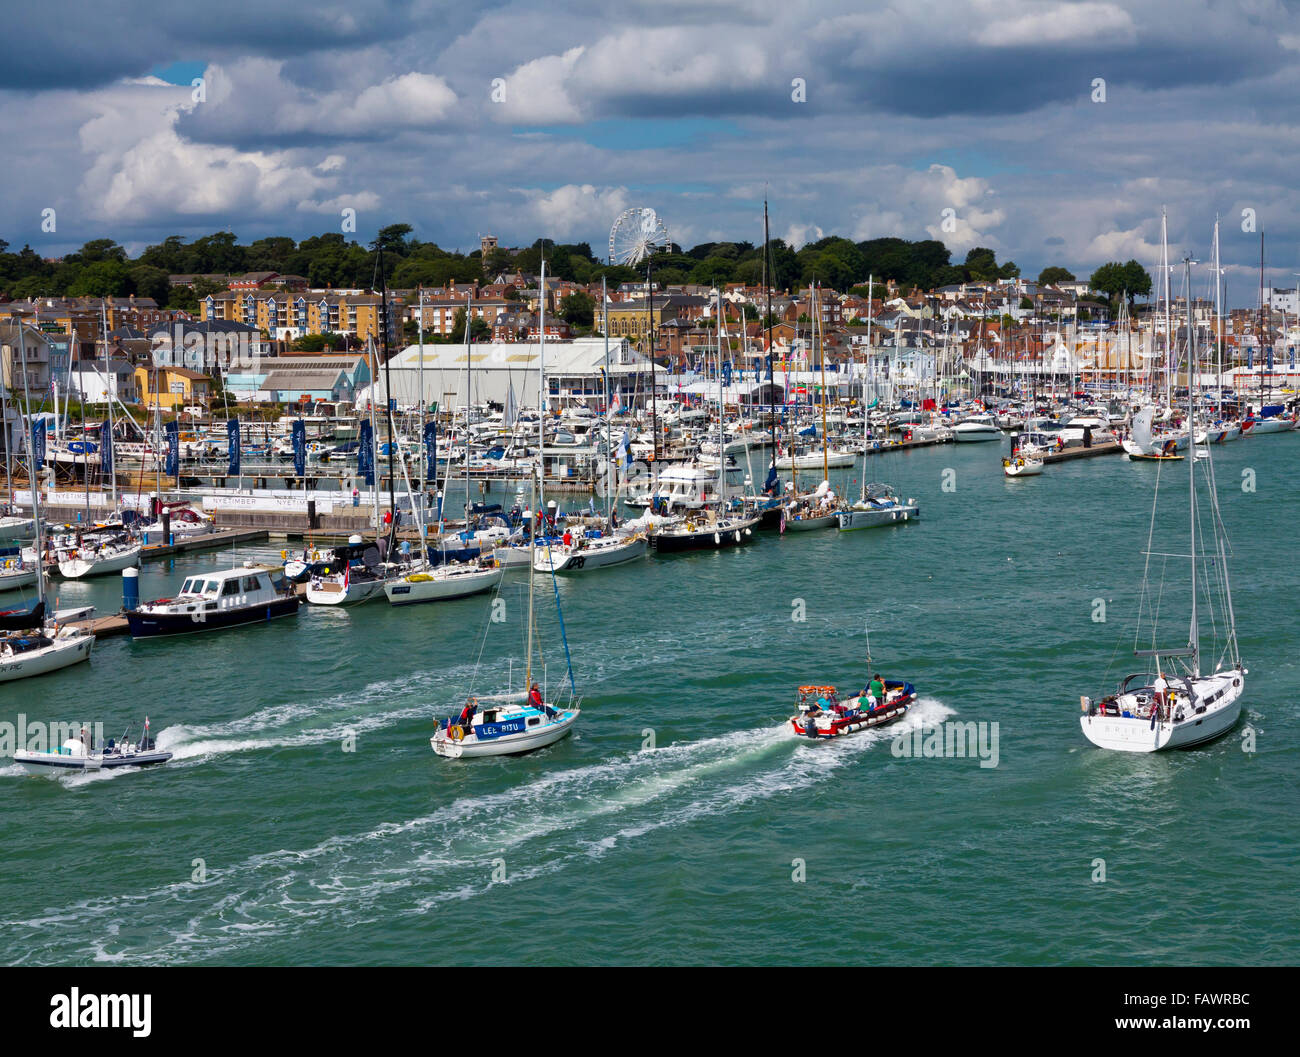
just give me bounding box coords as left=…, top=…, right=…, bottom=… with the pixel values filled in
left=4, top=0, right=1300, bottom=305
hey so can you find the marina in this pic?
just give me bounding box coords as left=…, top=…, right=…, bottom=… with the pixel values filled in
left=1, top=422, right=1295, bottom=964
left=2, top=30, right=1298, bottom=980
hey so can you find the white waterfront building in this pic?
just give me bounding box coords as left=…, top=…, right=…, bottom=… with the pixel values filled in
left=355, top=337, right=665, bottom=412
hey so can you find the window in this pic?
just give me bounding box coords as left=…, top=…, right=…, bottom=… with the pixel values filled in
left=242, top=575, right=261, bottom=592
left=220, top=579, right=240, bottom=596
left=203, top=580, right=221, bottom=596
left=180, top=578, right=195, bottom=595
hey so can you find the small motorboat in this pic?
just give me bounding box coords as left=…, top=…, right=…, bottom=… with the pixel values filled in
left=1003, top=454, right=1044, bottom=477
left=789, top=681, right=915, bottom=738
left=431, top=694, right=579, bottom=758
left=14, top=719, right=170, bottom=775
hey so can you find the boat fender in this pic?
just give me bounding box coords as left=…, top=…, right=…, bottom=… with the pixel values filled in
left=743, top=527, right=752, bottom=536
left=713, top=532, right=720, bottom=545
left=733, top=530, right=741, bottom=543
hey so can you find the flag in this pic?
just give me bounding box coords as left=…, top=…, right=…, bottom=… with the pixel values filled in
left=164, top=420, right=179, bottom=476
left=292, top=418, right=306, bottom=477
left=358, top=420, right=375, bottom=485
left=99, top=420, right=113, bottom=474
left=610, top=388, right=622, bottom=415
left=618, top=429, right=632, bottom=469
left=227, top=418, right=241, bottom=475
left=30, top=421, right=45, bottom=471
left=424, top=419, right=438, bottom=482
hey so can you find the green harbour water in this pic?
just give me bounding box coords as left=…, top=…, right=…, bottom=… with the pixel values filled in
left=1, top=436, right=1296, bottom=965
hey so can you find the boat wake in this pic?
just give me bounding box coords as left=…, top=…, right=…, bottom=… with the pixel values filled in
left=1, top=696, right=953, bottom=963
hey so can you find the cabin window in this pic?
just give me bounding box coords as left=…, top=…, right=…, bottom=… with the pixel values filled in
left=203, top=580, right=221, bottom=595
left=242, top=575, right=261, bottom=592
left=221, top=580, right=240, bottom=597
left=180, top=578, right=196, bottom=594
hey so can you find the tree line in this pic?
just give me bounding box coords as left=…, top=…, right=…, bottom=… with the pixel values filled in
left=0, top=224, right=1151, bottom=311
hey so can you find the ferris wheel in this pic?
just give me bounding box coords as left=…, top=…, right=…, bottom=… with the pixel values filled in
left=609, top=208, right=670, bottom=266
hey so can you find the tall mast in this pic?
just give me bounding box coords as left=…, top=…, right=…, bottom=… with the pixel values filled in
left=100, top=302, right=116, bottom=507
left=418, top=284, right=426, bottom=498
left=764, top=198, right=775, bottom=478
left=526, top=258, right=546, bottom=688
left=863, top=275, right=872, bottom=500
left=376, top=244, right=398, bottom=549
left=464, top=291, right=473, bottom=521
left=14, top=316, right=45, bottom=608
left=1161, top=208, right=1171, bottom=409
left=602, top=275, right=612, bottom=521
left=1259, top=231, right=1266, bottom=400
left=1212, top=217, right=1223, bottom=390
left=716, top=287, right=726, bottom=505
left=817, top=282, right=828, bottom=483
left=1185, top=257, right=1199, bottom=676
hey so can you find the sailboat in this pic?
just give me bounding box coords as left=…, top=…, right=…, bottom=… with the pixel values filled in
left=1079, top=260, right=1245, bottom=752
left=0, top=316, right=95, bottom=681
left=836, top=275, right=921, bottom=530
left=650, top=288, right=759, bottom=552
left=430, top=254, right=580, bottom=759
left=779, top=283, right=847, bottom=532
left=56, top=534, right=142, bottom=579
left=384, top=288, right=502, bottom=605
left=533, top=274, right=647, bottom=574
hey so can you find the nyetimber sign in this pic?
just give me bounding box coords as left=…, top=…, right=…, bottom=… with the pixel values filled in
left=49, top=989, right=151, bottom=1037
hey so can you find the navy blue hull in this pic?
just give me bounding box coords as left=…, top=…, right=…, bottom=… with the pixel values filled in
left=127, top=597, right=300, bottom=638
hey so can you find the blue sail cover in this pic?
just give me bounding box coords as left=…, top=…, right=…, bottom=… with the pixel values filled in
left=358, top=420, right=374, bottom=485
left=164, top=420, right=179, bottom=476
left=292, top=418, right=306, bottom=476
left=424, top=420, right=438, bottom=482
left=30, top=421, right=45, bottom=471
left=227, top=418, right=241, bottom=475
left=100, top=421, right=113, bottom=474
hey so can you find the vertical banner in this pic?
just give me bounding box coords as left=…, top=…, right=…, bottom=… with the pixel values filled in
left=226, top=418, right=241, bottom=476
left=424, top=420, right=438, bottom=483
left=358, top=420, right=375, bottom=485
left=164, top=420, right=179, bottom=476
left=100, top=420, right=113, bottom=474
left=292, top=418, right=306, bottom=477
left=30, top=421, right=45, bottom=471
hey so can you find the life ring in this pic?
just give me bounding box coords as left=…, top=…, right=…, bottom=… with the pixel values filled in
left=449, top=725, right=464, bottom=742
